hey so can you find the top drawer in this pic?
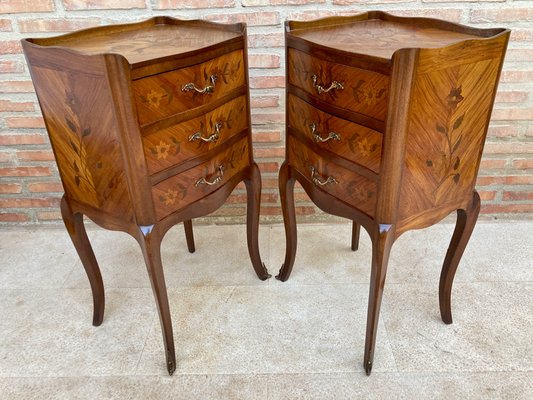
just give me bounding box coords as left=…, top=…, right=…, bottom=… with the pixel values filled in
left=133, top=50, right=245, bottom=126
left=288, top=48, right=389, bottom=122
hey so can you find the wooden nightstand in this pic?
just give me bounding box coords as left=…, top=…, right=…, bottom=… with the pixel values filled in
left=278, top=11, right=509, bottom=374
left=22, top=17, right=270, bottom=375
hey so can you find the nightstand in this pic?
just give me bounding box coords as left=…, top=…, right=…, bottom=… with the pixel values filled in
left=22, top=17, right=270, bottom=375
left=279, top=11, right=509, bottom=374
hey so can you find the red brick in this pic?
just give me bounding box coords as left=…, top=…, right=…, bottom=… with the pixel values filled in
left=288, top=10, right=337, bottom=21
left=510, top=29, right=533, bottom=42
left=253, top=131, right=282, bottom=143
left=0, top=0, right=54, bottom=13
left=251, top=95, right=279, bottom=108
left=0, top=183, right=22, bottom=194
left=470, top=8, right=533, bottom=23
left=487, top=125, right=520, bottom=138
left=479, top=159, right=507, bottom=169
left=248, top=54, right=281, bottom=69
left=28, top=181, right=64, bottom=193
left=476, top=176, right=505, bottom=186
left=37, top=211, right=62, bottom=221
left=210, top=206, right=246, bottom=217
left=249, top=76, right=285, bottom=89
left=0, top=19, right=12, bottom=31
left=6, top=117, right=45, bottom=129
left=384, top=9, right=463, bottom=22
left=18, top=18, right=101, bottom=33
left=0, top=167, right=52, bottom=177
left=0, top=41, right=22, bottom=55
left=154, top=0, right=234, bottom=8
left=262, top=178, right=279, bottom=189
left=206, top=12, right=279, bottom=26
left=16, top=150, right=56, bottom=162
left=0, top=197, right=60, bottom=208
left=481, top=203, right=533, bottom=214
left=484, top=142, right=533, bottom=154
left=248, top=33, right=284, bottom=48
left=257, top=161, right=279, bottom=173
left=0, top=61, right=23, bottom=74
left=0, top=213, right=29, bottom=222
left=0, top=81, right=35, bottom=93
left=0, top=134, right=47, bottom=145
left=254, top=147, right=285, bottom=158
left=0, top=152, right=11, bottom=163
left=63, top=0, right=146, bottom=10
left=0, top=100, right=34, bottom=111
left=294, top=192, right=310, bottom=202
left=478, top=191, right=497, bottom=201
left=500, top=70, right=533, bottom=83
left=251, top=112, right=284, bottom=125
left=502, top=191, right=533, bottom=201
left=260, top=206, right=281, bottom=215
left=495, top=91, right=528, bottom=103
left=492, top=108, right=533, bottom=121
left=244, top=0, right=325, bottom=5
left=505, top=176, right=533, bottom=185
left=506, top=49, right=533, bottom=62
left=513, top=159, right=533, bottom=169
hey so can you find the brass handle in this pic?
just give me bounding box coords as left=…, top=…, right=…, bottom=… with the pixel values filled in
left=310, top=122, right=341, bottom=143
left=189, top=122, right=221, bottom=143
left=311, top=166, right=337, bottom=186
left=182, top=74, right=217, bottom=94
left=195, top=165, right=224, bottom=187
left=311, top=75, right=344, bottom=95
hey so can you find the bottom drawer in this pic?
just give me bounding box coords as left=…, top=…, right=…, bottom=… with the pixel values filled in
left=152, top=137, right=250, bottom=220
left=288, top=137, right=377, bottom=218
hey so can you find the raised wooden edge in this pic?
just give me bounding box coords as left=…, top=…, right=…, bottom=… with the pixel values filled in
left=21, top=16, right=246, bottom=73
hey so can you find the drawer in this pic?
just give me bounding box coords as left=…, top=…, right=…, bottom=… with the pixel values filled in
left=288, top=49, right=389, bottom=122
left=288, top=136, right=376, bottom=218
left=152, top=137, right=249, bottom=220
left=133, top=50, right=245, bottom=126
left=143, top=96, right=248, bottom=175
left=288, top=94, right=382, bottom=173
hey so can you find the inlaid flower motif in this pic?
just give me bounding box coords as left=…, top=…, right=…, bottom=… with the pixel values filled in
left=357, top=137, right=378, bottom=157
left=154, top=140, right=171, bottom=160
left=446, top=86, right=464, bottom=110
left=161, top=189, right=178, bottom=206
left=145, top=89, right=165, bottom=108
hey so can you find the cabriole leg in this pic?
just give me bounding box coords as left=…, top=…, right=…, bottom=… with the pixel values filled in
left=244, top=162, right=271, bottom=280
left=351, top=221, right=361, bottom=251
left=60, top=195, right=105, bottom=326
left=137, top=225, right=176, bottom=375
left=183, top=219, right=195, bottom=253
left=439, top=191, right=481, bottom=324
left=276, top=161, right=297, bottom=282
left=364, top=223, right=395, bottom=375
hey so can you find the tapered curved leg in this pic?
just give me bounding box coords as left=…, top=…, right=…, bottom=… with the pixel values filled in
left=276, top=161, right=297, bottom=282
left=183, top=219, right=195, bottom=253
left=364, top=223, right=395, bottom=375
left=137, top=225, right=176, bottom=375
left=439, top=191, right=481, bottom=324
left=60, top=196, right=104, bottom=326
left=351, top=221, right=361, bottom=251
left=244, top=163, right=271, bottom=280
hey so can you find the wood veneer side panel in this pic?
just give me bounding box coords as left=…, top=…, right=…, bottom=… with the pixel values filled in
left=375, top=48, right=419, bottom=224
left=241, top=25, right=254, bottom=167
left=104, top=54, right=155, bottom=226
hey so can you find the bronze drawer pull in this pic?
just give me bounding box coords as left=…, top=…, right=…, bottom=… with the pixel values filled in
left=311, top=74, right=344, bottom=94
left=310, top=166, right=338, bottom=186
left=195, top=165, right=224, bottom=187
left=309, top=122, right=341, bottom=143
left=182, top=74, right=217, bottom=94
left=189, top=122, right=222, bottom=143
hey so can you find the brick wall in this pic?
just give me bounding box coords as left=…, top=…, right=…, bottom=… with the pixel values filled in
left=1, top=0, right=532, bottom=225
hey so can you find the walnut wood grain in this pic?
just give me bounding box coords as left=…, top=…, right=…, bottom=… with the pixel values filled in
left=280, top=12, right=510, bottom=375
left=22, top=17, right=268, bottom=376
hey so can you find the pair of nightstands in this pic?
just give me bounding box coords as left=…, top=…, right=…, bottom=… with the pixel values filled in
left=23, top=12, right=509, bottom=375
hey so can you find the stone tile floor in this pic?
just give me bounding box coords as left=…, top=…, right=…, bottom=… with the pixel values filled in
left=0, top=220, right=531, bottom=399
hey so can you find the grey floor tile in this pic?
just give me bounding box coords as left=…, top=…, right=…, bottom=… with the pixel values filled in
left=137, top=284, right=396, bottom=375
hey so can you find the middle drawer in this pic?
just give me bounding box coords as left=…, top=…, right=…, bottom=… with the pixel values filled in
left=133, top=50, right=245, bottom=126
left=143, top=96, right=247, bottom=175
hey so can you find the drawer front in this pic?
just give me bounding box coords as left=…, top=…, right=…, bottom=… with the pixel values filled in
left=134, top=50, right=245, bottom=125
left=152, top=137, right=249, bottom=220
left=143, top=96, right=248, bottom=175
left=288, top=94, right=382, bottom=173
left=288, top=137, right=376, bottom=218
left=288, top=49, right=389, bottom=122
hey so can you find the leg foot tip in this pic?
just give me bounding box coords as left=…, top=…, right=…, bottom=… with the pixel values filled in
left=258, top=263, right=271, bottom=281
left=167, top=361, right=176, bottom=376
left=365, top=361, right=372, bottom=376
left=275, top=264, right=289, bottom=282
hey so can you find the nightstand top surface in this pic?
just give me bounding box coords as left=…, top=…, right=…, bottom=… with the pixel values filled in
left=289, top=18, right=490, bottom=60
left=27, top=20, right=241, bottom=65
